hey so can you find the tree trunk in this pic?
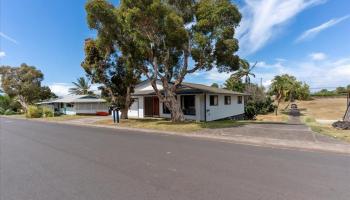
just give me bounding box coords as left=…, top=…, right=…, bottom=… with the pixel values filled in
left=275, top=100, right=280, bottom=116
left=120, top=86, right=132, bottom=119
left=120, top=108, right=128, bottom=119
left=167, top=95, right=185, bottom=122
left=18, top=95, right=29, bottom=112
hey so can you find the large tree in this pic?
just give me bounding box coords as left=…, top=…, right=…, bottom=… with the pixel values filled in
left=69, top=77, right=94, bottom=95
left=85, top=0, right=241, bottom=122
left=0, top=63, right=54, bottom=111
left=269, top=74, right=310, bottom=115
left=81, top=38, right=140, bottom=119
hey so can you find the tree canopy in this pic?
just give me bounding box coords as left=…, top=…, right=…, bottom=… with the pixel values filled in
left=81, top=38, right=140, bottom=118
left=85, top=0, right=242, bottom=122
left=69, top=77, right=94, bottom=95
left=0, top=63, right=54, bottom=110
left=269, top=74, right=310, bottom=115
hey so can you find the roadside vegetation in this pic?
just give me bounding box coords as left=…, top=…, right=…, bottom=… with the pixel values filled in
left=293, top=97, right=350, bottom=142
left=302, top=115, right=350, bottom=143
left=95, top=118, right=246, bottom=132
left=312, top=85, right=350, bottom=97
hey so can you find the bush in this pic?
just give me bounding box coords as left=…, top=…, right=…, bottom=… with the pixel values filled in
left=0, top=107, right=5, bottom=115
left=245, top=103, right=257, bottom=120
left=42, top=107, right=54, bottom=117
left=26, top=105, right=43, bottom=118
left=244, top=97, right=276, bottom=119
left=4, top=109, right=15, bottom=115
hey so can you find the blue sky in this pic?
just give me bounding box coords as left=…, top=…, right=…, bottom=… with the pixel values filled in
left=1, top=0, right=350, bottom=95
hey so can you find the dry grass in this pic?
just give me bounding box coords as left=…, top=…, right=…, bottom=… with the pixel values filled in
left=256, top=112, right=288, bottom=122
left=95, top=118, right=244, bottom=132
left=289, top=97, right=347, bottom=120
left=296, top=98, right=350, bottom=143
left=36, top=115, right=93, bottom=121
left=302, top=116, right=350, bottom=143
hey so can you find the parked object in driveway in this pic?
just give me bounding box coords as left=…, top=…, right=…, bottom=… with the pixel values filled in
left=291, top=104, right=298, bottom=109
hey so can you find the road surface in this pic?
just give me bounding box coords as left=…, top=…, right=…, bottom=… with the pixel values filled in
left=1, top=118, right=349, bottom=200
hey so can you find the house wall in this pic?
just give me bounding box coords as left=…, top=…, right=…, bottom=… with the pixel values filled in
left=73, top=102, right=108, bottom=114
left=159, top=94, right=203, bottom=121
left=128, top=93, right=245, bottom=121
left=205, top=93, right=245, bottom=121
left=128, top=96, right=144, bottom=118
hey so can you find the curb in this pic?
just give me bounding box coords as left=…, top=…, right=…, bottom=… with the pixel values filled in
left=2, top=116, right=350, bottom=155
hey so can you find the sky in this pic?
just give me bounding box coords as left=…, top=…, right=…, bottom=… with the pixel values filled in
left=1, top=0, right=350, bottom=96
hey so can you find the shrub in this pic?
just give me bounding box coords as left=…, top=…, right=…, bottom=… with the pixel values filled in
left=244, top=97, right=276, bottom=119
left=4, top=109, right=15, bottom=115
left=0, top=107, right=5, bottom=115
left=42, top=107, right=54, bottom=117
left=26, top=105, right=43, bottom=118
left=245, top=103, right=257, bottom=120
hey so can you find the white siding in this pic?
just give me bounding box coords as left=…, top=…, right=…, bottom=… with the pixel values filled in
left=159, top=94, right=202, bottom=121
left=128, top=97, right=144, bottom=118
left=205, top=93, right=244, bottom=121
left=128, top=98, right=140, bottom=118
left=75, top=102, right=108, bottom=114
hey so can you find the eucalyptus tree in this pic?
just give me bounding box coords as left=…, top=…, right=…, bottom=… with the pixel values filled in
left=0, top=63, right=53, bottom=111
left=85, top=0, right=242, bottom=122
left=81, top=39, right=140, bottom=119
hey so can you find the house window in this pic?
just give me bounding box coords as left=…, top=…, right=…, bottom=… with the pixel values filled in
left=224, top=96, right=231, bottom=105
left=66, top=103, right=74, bottom=108
left=210, top=95, right=218, bottom=106
left=237, top=96, right=243, bottom=104
left=163, top=103, right=171, bottom=114
left=181, top=95, right=196, bottom=115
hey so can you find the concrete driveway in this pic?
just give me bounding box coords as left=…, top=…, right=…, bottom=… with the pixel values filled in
left=197, top=109, right=350, bottom=153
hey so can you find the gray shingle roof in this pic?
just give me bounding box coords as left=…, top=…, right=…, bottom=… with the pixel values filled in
left=37, top=95, right=106, bottom=104
left=133, top=80, right=248, bottom=96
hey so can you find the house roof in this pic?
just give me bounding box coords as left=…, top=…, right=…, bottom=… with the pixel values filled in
left=37, top=95, right=106, bottom=104
left=133, top=80, right=248, bottom=96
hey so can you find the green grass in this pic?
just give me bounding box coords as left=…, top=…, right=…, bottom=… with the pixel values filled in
left=301, top=116, right=350, bottom=143
left=35, top=114, right=93, bottom=121
left=95, top=118, right=245, bottom=132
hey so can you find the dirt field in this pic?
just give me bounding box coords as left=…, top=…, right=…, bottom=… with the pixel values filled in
left=290, top=97, right=348, bottom=120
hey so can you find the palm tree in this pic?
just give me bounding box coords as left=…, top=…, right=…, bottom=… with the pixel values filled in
left=231, top=59, right=257, bottom=84
left=69, top=77, right=94, bottom=95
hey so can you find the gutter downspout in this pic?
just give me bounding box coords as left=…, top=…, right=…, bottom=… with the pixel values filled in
left=204, top=92, right=207, bottom=122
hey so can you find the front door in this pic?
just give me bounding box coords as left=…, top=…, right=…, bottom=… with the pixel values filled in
left=153, top=97, right=159, bottom=116
left=144, top=96, right=159, bottom=117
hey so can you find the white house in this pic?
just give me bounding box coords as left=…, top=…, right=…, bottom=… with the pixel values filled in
left=37, top=95, right=109, bottom=115
left=128, top=80, right=248, bottom=121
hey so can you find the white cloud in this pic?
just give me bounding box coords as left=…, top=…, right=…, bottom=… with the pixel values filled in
left=0, top=51, right=5, bottom=58
left=0, top=32, right=18, bottom=44
left=252, top=56, right=350, bottom=90
left=49, top=83, right=71, bottom=96
left=237, top=0, right=326, bottom=55
left=296, top=15, right=350, bottom=42
left=309, top=52, right=327, bottom=60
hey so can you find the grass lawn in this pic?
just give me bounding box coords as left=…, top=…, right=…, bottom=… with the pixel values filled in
left=302, top=116, right=350, bottom=143
left=255, top=112, right=289, bottom=123
left=95, top=118, right=245, bottom=132
left=292, top=97, right=347, bottom=120
left=35, top=115, right=94, bottom=121
left=295, top=97, right=350, bottom=142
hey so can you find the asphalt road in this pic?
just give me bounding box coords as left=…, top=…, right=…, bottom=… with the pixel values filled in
left=1, top=118, right=349, bottom=200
